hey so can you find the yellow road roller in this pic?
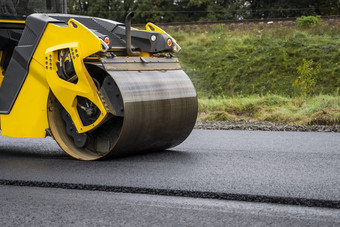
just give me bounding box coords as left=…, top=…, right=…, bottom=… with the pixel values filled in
left=0, top=0, right=197, bottom=160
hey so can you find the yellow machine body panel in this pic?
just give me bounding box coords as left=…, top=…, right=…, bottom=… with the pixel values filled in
left=1, top=18, right=108, bottom=137
left=0, top=58, right=49, bottom=138
left=42, top=19, right=107, bottom=133
left=0, top=20, right=25, bottom=24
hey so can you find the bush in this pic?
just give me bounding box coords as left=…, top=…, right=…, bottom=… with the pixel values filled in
left=293, top=59, right=321, bottom=96
left=296, top=16, right=321, bottom=28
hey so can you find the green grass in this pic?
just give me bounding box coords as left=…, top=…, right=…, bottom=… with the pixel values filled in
left=164, top=20, right=340, bottom=125
left=198, top=94, right=340, bottom=125
left=168, top=21, right=340, bottom=97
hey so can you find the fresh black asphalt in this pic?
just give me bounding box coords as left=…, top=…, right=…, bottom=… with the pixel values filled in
left=1, top=185, right=339, bottom=227
left=0, top=130, right=339, bottom=225
left=0, top=130, right=339, bottom=205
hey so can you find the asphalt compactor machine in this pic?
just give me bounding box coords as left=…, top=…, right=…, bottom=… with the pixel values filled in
left=0, top=0, right=197, bottom=160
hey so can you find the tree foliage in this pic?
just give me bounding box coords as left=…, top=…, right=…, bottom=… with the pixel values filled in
left=67, top=0, right=340, bottom=23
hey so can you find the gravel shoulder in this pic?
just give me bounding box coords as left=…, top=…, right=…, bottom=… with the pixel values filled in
left=195, top=120, right=340, bottom=132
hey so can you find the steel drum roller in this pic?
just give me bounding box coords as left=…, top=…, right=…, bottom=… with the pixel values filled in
left=108, top=70, right=197, bottom=157
left=48, top=65, right=197, bottom=160
left=0, top=8, right=198, bottom=161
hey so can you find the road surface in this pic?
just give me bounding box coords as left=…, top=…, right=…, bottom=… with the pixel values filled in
left=0, top=130, right=339, bottom=226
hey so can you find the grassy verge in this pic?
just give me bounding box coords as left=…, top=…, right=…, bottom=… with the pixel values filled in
left=167, top=20, right=340, bottom=97
left=164, top=20, right=340, bottom=125
left=198, top=94, right=340, bottom=125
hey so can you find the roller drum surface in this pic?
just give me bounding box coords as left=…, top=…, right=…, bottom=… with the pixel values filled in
left=48, top=68, right=197, bottom=160
left=108, top=70, right=197, bottom=157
